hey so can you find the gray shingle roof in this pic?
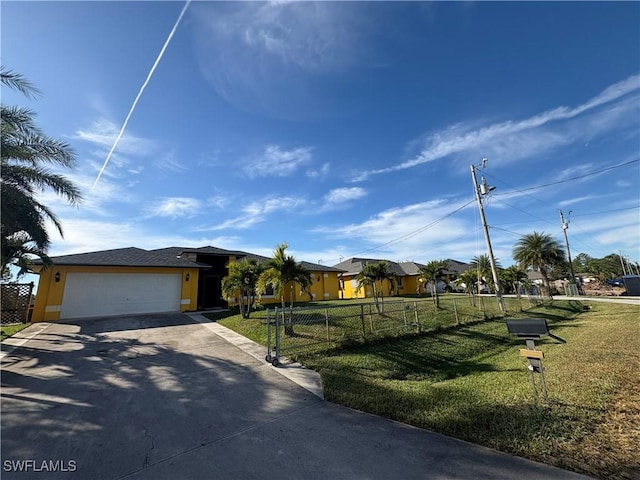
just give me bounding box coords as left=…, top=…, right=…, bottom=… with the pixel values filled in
left=240, top=253, right=345, bottom=272
left=40, top=247, right=209, bottom=268
left=332, top=258, right=420, bottom=277
left=40, top=246, right=345, bottom=272
left=175, top=246, right=249, bottom=256
left=332, top=258, right=470, bottom=277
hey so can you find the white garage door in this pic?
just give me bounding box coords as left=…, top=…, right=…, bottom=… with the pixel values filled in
left=60, top=272, right=182, bottom=319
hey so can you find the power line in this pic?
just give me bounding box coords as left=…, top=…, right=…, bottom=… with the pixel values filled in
left=490, top=158, right=639, bottom=197
left=319, top=165, right=639, bottom=267
left=325, top=197, right=476, bottom=264
left=571, top=205, right=639, bottom=217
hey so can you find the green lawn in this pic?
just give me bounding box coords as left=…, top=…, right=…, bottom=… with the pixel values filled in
left=206, top=298, right=639, bottom=479
left=0, top=323, right=31, bottom=341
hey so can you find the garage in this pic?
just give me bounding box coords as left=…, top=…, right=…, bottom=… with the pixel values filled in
left=60, top=272, right=182, bottom=319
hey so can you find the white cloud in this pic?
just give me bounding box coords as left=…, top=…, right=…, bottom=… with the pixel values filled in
left=322, top=187, right=367, bottom=211
left=244, top=145, right=313, bottom=178
left=74, top=119, right=154, bottom=157
left=354, top=74, right=640, bottom=180
left=156, top=149, right=187, bottom=172
left=307, top=162, right=331, bottom=179
left=557, top=194, right=613, bottom=207
left=313, top=198, right=476, bottom=260
left=45, top=217, right=247, bottom=258
left=145, top=197, right=203, bottom=219
left=197, top=195, right=306, bottom=231
left=37, top=169, right=139, bottom=219
left=208, top=195, right=231, bottom=209
left=192, top=2, right=375, bottom=118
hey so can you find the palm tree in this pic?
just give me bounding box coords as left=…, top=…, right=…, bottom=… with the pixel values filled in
left=469, top=254, right=502, bottom=293
left=419, top=260, right=449, bottom=309
left=456, top=269, right=480, bottom=306
left=500, top=265, right=527, bottom=295
left=221, top=258, right=264, bottom=319
left=1, top=67, right=82, bottom=277
left=512, top=232, right=565, bottom=298
left=355, top=261, right=397, bottom=313
left=257, top=243, right=312, bottom=336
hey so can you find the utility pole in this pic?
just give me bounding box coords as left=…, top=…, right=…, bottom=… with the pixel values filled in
left=619, top=250, right=628, bottom=276
left=471, top=160, right=505, bottom=313
left=559, top=210, right=577, bottom=287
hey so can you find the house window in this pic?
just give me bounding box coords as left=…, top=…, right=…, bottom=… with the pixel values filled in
left=263, top=285, right=275, bottom=296
left=397, top=277, right=403, bottom=288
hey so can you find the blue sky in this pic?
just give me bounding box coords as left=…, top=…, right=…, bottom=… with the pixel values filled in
left=2, top=1, right=639, bottom=272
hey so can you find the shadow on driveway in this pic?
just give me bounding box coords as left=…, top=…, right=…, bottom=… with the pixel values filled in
left=1, top=313, right=590, bottom=480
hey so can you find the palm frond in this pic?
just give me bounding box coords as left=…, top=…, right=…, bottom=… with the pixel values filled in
left=1, top=67, right=42, bottom=99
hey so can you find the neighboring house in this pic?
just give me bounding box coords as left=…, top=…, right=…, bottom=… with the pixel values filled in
left=333, top=257, right=470, bottom=299
left=332, top=258, right=403, bottom=299
left=526, top=270, right=544, bottom=285
left=225, top=252, right=344, bottom=305
left=31, top=246, right=343, bottom=322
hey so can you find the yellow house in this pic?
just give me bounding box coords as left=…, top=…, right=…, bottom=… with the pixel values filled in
left=224, top=254, right=344, bottom=307
left=333, top=258, right=426, bottom=299
left=31, top=247, right=208, bottom=322
left=31, top=246, right=344, bottom=322
left=332, top=258, right=470, bottom=298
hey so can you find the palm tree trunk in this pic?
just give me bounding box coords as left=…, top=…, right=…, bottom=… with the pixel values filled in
left=372, top=282, right=381, bottom=313
left=284, top=293, right=295, bottom=336
left=540, top=269, right=552, bottom=298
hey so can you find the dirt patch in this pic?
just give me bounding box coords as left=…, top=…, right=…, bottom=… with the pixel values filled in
left=581, top=280, right=626, bottom=297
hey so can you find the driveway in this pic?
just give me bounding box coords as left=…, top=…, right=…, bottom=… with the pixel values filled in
left=1, top=313, right=590, bottom=480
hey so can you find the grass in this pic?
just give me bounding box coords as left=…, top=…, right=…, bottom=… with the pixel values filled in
left=207, top=297, right=639, bottom=479
left=0, top=323, right=31, bottom=341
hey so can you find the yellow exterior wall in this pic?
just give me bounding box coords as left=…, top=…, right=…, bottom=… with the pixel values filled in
left=32, top=265, right=200, bottom=322
left=339, top=275, right=402, bottom=299
left=308, top=271, right=341, bottom=301
left=226, top=270, right=342, bottom=307
left=339, top=275, right=366, bottom=299
left=397, top=275, right=422, bottom=295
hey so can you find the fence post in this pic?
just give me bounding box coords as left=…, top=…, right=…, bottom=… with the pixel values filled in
left=453, top=298, right=460, bottom=326
left=266, top=308, right=271, bottom=359
left=368, top=303, right=374, bottom=333
left=414, top=301, right=419, bottom=332
left=275, top=307, right=281, bottom=362
left=325, top=308, right=330, bottom=343
left=360, top=304, right=366, bottom=338
left=402, top=299, right=408, bottom=327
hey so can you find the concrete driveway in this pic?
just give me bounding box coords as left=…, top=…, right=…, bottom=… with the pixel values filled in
left=1, top=313, right=589, bottom=480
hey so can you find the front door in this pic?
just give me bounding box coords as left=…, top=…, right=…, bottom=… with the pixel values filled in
left=201, top=275, right=221, bottom=308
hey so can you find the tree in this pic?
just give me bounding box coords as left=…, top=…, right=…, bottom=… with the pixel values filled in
left=221, top=258, right=264, bottom=319
left=468, top=254, right=501, bottom=292
left=419, top=259, right=449, bottom=309
left=572, top=253, right=592, bottom=274
left=588, top=254, right=626, bottom=281
left=501, top=265, right=528, bottom=303
left=1, top=67, right=82, bottom=278
left=512, top=232, right=565, bottom=298
left=355, top=260, right=397, bottom=313
left=257, top=243, right=312, bottom=336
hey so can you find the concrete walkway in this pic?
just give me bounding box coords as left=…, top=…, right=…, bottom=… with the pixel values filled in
left=1, top=313, right=591, bottom=479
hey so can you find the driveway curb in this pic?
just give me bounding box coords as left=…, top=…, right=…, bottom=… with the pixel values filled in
left=187, top=313, right=324, bottom=399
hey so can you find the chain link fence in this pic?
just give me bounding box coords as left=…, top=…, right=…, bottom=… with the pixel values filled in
left=264, top=296, right=529, bottom=366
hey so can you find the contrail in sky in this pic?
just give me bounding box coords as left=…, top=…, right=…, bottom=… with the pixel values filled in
left=92, top=0, right=191, bottom=190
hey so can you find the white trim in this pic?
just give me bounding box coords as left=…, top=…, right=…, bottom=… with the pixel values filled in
left=323, top=293, right=330, bottom=298
left=44, top=305, right=61, bottom=313
left=180, top=299, right=191, bottom=305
